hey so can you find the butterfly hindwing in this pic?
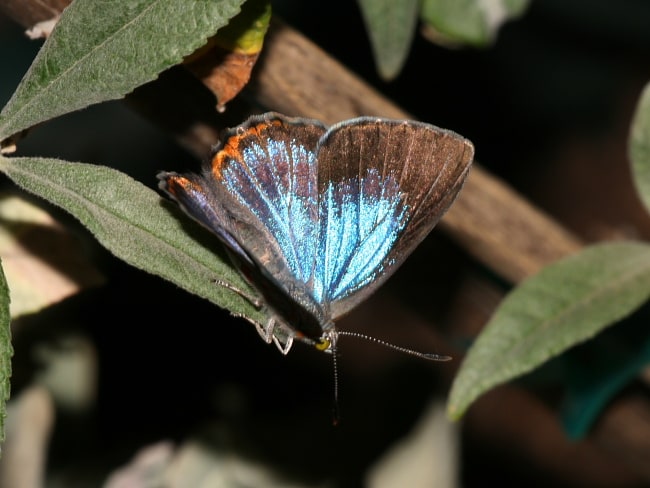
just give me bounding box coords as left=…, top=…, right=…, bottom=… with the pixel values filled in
left=160, top=171, right=253, bottom=263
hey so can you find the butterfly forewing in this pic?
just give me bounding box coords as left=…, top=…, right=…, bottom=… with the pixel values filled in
left=315, top=118, right=474, bottom=319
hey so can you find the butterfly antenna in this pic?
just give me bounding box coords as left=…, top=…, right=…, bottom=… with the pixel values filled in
left=331, top=338, right=341, bottom=426
left=337, top=331, right=452, bottom=361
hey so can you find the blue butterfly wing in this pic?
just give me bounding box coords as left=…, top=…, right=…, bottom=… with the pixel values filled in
left=159, top=113, right=331, bottom=340
left=159, top=113, right=473, bottom=346
left=313, top=118, right=474, bottom=319
left=206, top=114, right=326, bottom=283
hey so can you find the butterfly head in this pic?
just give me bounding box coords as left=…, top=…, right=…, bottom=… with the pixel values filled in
left=312, top=329, right=338, bottom=354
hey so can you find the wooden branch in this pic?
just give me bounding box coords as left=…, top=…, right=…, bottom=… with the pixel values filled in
left=249, top=19, right=584, bottom=283
left=0, top=2, right=583, bottom=283
left=592, top=394, right=650, bottom=479
left=0, top=0, right=67, bottom=29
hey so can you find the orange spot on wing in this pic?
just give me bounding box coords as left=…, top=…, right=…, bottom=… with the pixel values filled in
left=210, top=119, right=284, bottom=180
left=165, top=175, right=196, bottom=197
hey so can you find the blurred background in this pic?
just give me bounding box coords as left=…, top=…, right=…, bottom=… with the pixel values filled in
left=1, top=1, right=650, bottom=486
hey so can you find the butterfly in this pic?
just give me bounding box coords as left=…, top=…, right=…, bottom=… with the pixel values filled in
left=158, top=112, right=473, bottom=357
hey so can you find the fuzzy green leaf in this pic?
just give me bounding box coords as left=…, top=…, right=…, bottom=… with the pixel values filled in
left=630, top=82, right=650, bottom=215
left=358, top=0, right=419, bottom=80
left=211, top=0, right=271, bottom=54
left=0, top=0, right=246, bottom=141
left=0, top=156, right=262, bottom=324
left=0, top=257, right=11, bottom=449
left=421, top=0, right=529, bottom=46
left=448, top=241, right=650, bottom=420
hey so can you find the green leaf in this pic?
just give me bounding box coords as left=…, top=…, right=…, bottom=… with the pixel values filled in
left=0, top=0, right=246, bottom=142
left=212, top=0, right=271, bottom=54
left=0, top=155, right=263, bottom=324
left=447, top=241, right=650, bottom=420
left=358, top=0, right=419, bottom=80
left=629, top=82, right=650, bottom=215
left=421, top=0, right=529, bottom=46
left=0, top=257, right=12, bottom=448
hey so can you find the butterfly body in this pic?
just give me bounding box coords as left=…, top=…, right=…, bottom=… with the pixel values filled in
left=158, top=113, right=473, bottom=354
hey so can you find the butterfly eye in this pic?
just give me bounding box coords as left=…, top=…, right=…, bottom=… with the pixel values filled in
left=314, top=338, right=331, bottom=352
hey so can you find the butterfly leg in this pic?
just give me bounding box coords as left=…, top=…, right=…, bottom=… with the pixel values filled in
left=256, top=318, right=295, bottom=355
left=231, top=314, right=295, bottom=355
left=256, top=317, right=276, bottom=344
left=230, top=313, right=273, bottom=343
left=273, top=332, right=294, bottom=355
left=213, top=279, right=264, bottom=308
